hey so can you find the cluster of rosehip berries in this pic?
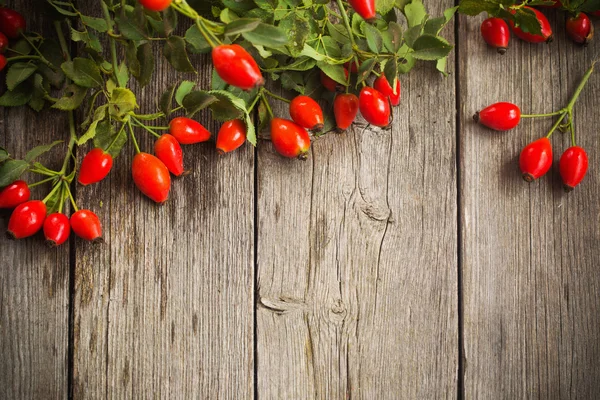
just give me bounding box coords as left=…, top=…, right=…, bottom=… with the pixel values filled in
left=481, top=3, right=597, bottom=53
left=0, top=6, right=26, bottom=70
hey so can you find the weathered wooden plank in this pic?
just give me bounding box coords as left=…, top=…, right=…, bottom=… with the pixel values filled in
left=257, top=2, right=458, bottom=398
left=459, top=11, right=600, bottom=399
left=0, top=2, right=70, bottom=398
left=71, top=16, right=254, bottom=399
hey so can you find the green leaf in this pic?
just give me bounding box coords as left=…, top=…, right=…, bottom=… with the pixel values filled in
left=404, top=0, right=428, bottom=27
left=182, top=90, right=219, bottom=117
left=383, top=22, right=403, bottom=53
left=318, top=63, right=348, bottom=85
left=81, top=15, right=109, bottom=32
left=242, top=23, right=289, bottom=47
left=176, top=81, right=196, bottom=106
left=207, top=90, right=247, bottom=122
left=377, top=0, right=396, bottom=15
left=245, top=114, right=256, bottom=146
left=458, top=0, right=499, bottom=16
left=163, top=36, right=196, bottom=73
left=116, top=63, right=129, bottom=88
left=25, top=140, right=63, bottom=163
left=357, top=58, right=376, bottom=85
left=436, top=57, right=448, bottom=76
left=411, top=34, right=453, bottom=60
left=225, top=18, right=262, bottom=36
left=109, top=88, right=138, bottom=117
left=0, top=82, right=33, bottom=107
left=94, top=121, right=126, bottom=158
left=52, top=84, right=88, bottom=111
left=160, top=84, right=176, bottom=116
left=137, top=43, right=155, bottom=87
left=6, top=63, right=37, bottom=91
left=0, top=160, right=29, bottom=187
left=61, top=58, right=102, bottom=88
left=0, top=147, right=9, bottom=163
left=364, top=23, right=383, bottom=53
left=78, top=120, right=100, bottom=146
left=185, top=25, right=211, bottom=54
left=115, top=15, right=146, bottom=40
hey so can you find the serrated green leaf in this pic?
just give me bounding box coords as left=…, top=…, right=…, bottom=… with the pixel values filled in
left=185, top=25, right=211, bottom=54
left=160, top=84, right=176, bottom=116
left=109, top=88, right=138, bottom=117
left=0, top=82, right=33, bottom=107
left=225, top=18, right=261, bottom=36
left=176, top=81, right=196, bottom=106
left=81, top=15, right=108, bottom=32
left=242, top=23, right=289, bottom=47
left=78, top=119, right=100, bottom=146
left=25, top=140, right=63, bottom=163
left=364, top=23, right=383, bottom=53
left=0, top=160, right=29, bottom=187
left=0, top=147, right=9, bottom=163
left=411, top=34, right=453, bottom=61
left=52, top=84, right=88, bottom=111
left=164, top=36, right=196, bottom=73
left=182, top=91, right=219, bottom=117
left=61, top=58, right=102, bottom=88
left=6, top=63, right=37, bottom=91
left=404, top=0, right=428, bottom=27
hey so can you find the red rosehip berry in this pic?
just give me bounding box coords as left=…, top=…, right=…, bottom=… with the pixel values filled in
left=289, top=95, right=324, bottom=131
left=138, top=0, right=172, bottom=11
left=132, top=152, right=171, bottom=203
left=481, top=17, right=510, bottom=54
left=474, top=102, right=521, bottom=131
left=348, top=0, right=376, bottom=22
left=216, top=120, right=247, bottom=154
left=320, top=69, right=349, bottom=93
left=0, top=7, right=26, bottom=39
left=560, top=146, right=588, bottom=191
left=0, top=54, right=7, bottom=72
left=169, top=117, right=211, bottom=145
left=43, top=213, right=71, bottom=247
left=520, top=137, right=553, bottom=182
left=270, top=118, right=311, bottom=160
left=7, top=200, right=46, bottom=239
left=334, top=93, right=360, bottom=131
left=373, top=75, right=401, bottom=106
left=154, top=134, right=184, bottom=176
left=566, top=13, right=594, bottom=45
left=0, top=180, right=30, bottom=208
left=0, top=32, right=8, bottom=53
left=359, top=87, right=391, bottom=127
left=70, top=209, right=102, bottom=242
left=344, top=60, right=361, bottom=73
left=78, top=148, right=113, bottom=186
left=510, top=7, right=553, bottom=43
left=212, top=44, right=264, bottom=91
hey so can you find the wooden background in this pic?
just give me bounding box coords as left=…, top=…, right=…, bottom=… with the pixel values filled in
left=1, top=0, right=600, bottom=398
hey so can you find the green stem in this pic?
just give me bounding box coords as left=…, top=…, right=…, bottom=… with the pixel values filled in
left=19, top=33, right=55, bottom=70
left=54, top=21, right=72, bottom=63
left=521, top=110, right=565, bottom=118
left=127, top=121, right=141, bottom=154
left=63, top=181, right=78, bottom=212
left=106, top=123, right=127, bottom=152
left=569, top=111, right=576, bottom=146
left=42, top=182, right=62, bottom=204
left=132, top=117, right=162, bottom=138
left=261, top=96, right=274, bottom=119
left=29, top=176, right=57, bottom=188
left=336, top=0, right=357, bottom=49
left=546, top=112, right=568, bottom=138
left=60, top=112, right=77, bottom=174
left=264, top=90, right=290, bottom=104
left=30, top=168, right=60, bottom=177
left=566, top=61, right=596, bottom=111
left=248, top=90, right=264, bottom=113
left=58, top=185, right=66, bottom=214
left=5, top=55, right=43, bottom=63
left=101, top=1, right=121, bottom=86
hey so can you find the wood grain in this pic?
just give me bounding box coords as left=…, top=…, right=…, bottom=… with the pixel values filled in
left=0, top=1, right=69, bottom=398
left=459, top=10, right=600, bottom=399
left=256, top=2, right=458, bottom=398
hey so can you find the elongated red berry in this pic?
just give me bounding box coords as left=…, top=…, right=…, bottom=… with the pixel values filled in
left=70, top=209, right=102, bottom=241
left=7, top=200, right=46, bottom=239
left=481, top=18, right=510, bottom=54
left=0, top=32, right=8, bottom=53
left=373, top=75, right=401, bottom=106
left=344, top=60, right=360, bottom=73
left=138, top=0, right=172, bottom=12
left=212, top=44, right=264, bottom=91
left=348, top=0, right=376, bottom=22
left=566, top=13, right=593, bottom=45
left=132, top=152, right=171, bottom=203
left=155, top=134, right=184, bottom=176
left=289, top=96, right=324, bottom=131
left=0, top=8, right=26, bottom=39
left=334, top=94, right=360, bottom=131
left=78, top=148, right=113, bottom=186
left=560, top=146, right=588, bottom=191
left=474, top=102, right=521, bottom=131
left=520, top=138, right=552, bottom=182
left=510, top=7, right=553, bottom=43
left=270, top=118, right=311, bottom=160
left=0, top=180, right=30, bottom=208
left=169, top=117, right=211, bottom=144
left=359, top=87, right=390, bottom=127
left=321, top=69, right=348, bottom=93
left=43, top=213, right=70, bottom=246
left=216, top=120, right=246, bottom=154
left=0, top=54, right=6, bottom=72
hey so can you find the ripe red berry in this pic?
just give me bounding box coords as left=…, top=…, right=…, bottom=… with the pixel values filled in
left=474, top=102, right=521, bottom=131
left=566, top=13, right=593, bottom=45
left=70, top=209, right=102, bottom=242
left=0, top=32, right=8, bottom=53
left=212, top=44, right=264, bottom=91
left=0, top=54, right=7, bottom=72
left=7, top=200, right=46, bottom=239
left=560, top=146, right=588, bottom=191
left=216, top=120, right=246, bottom=154
left=78, top=148, right=113, bottom=186
left=334, top=94, right=360, bottom=131
left=155, top=134, right=184, bottom=176
left=132, top=152, right=171, bottom=203
left=0, top=8, right=26, bottom=39
left=510, top=7, right=553, bottom=43
left=344, top=60, right=360, bottom=73
left=348, top=0, right=376, bottom=22
left=520, top=138, right=553, bottom=182
left=0, top=180, right=30, bottom=208
left=481, top=18, right=510, bottom=54
left=320, top=69, right=349, bottom=92
left=373, top=75, right=401, bottom=106
left=270, top=118, right=311, bottom=160
left=43, top=213, right=70, bottom=246
left=138, top=0, right=172, bottom=11
left=359, top=87, right=391, bottom=127
left=169, top=117, right=211, bottom=144
left=289, top=95, right=324, bottom=131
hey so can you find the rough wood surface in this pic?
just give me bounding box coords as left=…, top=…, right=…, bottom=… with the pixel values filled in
left=256, top=1, right=458, bottom=398
left=459, top=11, right=600, bottom=400
left=0, top=2, right=69, bottom=398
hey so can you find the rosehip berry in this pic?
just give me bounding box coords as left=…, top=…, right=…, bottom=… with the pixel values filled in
left=7, top=200, right=46, bottom=240
left=43, top=213, right=70, bottom=247
left=216, top=120, right=246, bottom=154
left=359, top=87, right=391, bottom=127
left=373, top=75, right=401, bottom=106
left=70, top=209, right=102, bottom=242
left=474, top=102, right=521, bottom=131
left=520, top=138, right=553, bottom=182
left=289, top=95, right=324, bottom=131
left=566, top=13, right=594, bottom=45
left=154, top=134, right=184, bottom=176
left=592, top=11, right=600, bottom=17
left=270, top=118, right=311, bottom=160
left=78, top=148, right=113, bottom=186
left=0, top=8, right=26, bottom=39
left=138, top=0, right=172, bottom=11
left=481, top=18, right=510, bottom=54
left=169, top=117, right=211, bottom=144
left=334, top=94, right=360, bottom=131
left=560, top=146, right=588, bottom=191
left=0, top=180, right=30, bottom=208
left=0, top=54, right=6, bottom=72
left=321, top=69, right=349, bottom=93
left=344, top=60, right=361, bottom=73
left=348, top=0, right=376, bottom=22
left=0, top=32, right=8, bottom=53
left=212, top=44, right=264, bottom=91
left=132, top=152, right=171, bottom=203
left=510, top=7, right=553, bottom=43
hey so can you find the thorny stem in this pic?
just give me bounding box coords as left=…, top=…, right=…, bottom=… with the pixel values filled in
left=127, top=121, right=141, bottom=154
left=101, top=1, right=122, bottom=86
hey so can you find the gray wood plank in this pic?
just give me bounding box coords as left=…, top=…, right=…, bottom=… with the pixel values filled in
left=71, top=17, right=254, bottom=399
left=459, top=11, right=600, bottom=399
left=256, top=2, right=458, bottom=398
left=0, top=1, right=70, bottom=398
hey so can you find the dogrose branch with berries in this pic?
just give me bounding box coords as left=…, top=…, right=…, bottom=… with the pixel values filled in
left=0, top=0, right=457, bottom=244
